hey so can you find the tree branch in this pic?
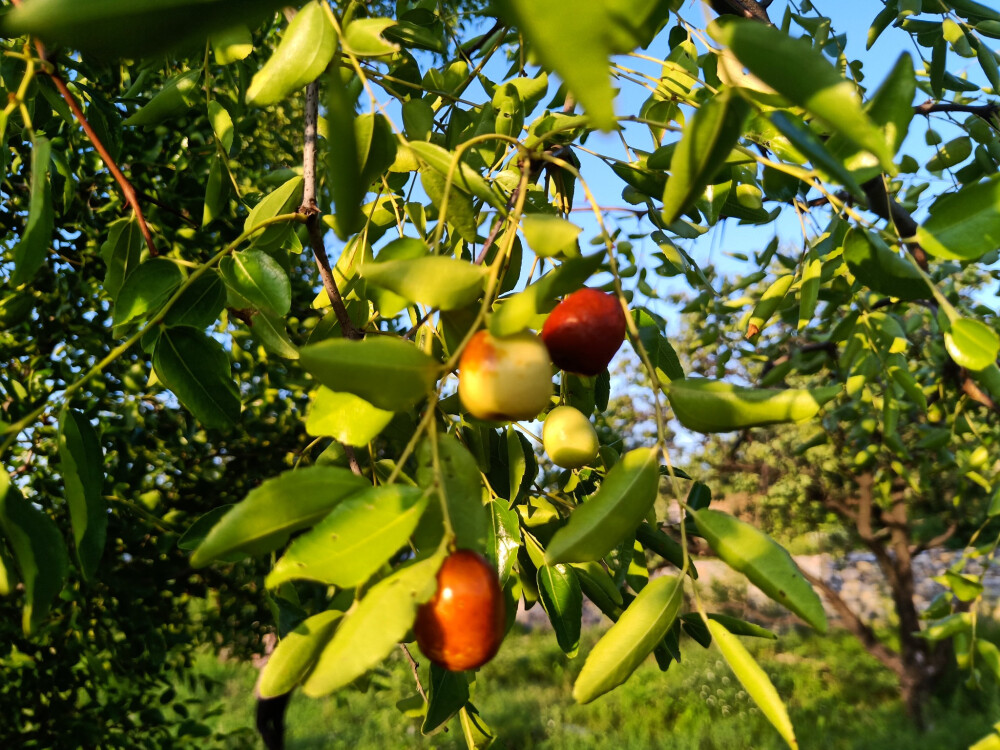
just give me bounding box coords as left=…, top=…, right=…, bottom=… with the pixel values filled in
left=914, top=100, right=1000, bottom=120
left=710, top=0, right=773, bottom=23
left=800, top=568, right=904, bottom=678
left=299, top=79, right=363, bottom=342
left=30, top=40, right=158, bottom=256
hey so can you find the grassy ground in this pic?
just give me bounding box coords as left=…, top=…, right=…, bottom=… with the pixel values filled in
left=189, top=625, right=1000, bottom=750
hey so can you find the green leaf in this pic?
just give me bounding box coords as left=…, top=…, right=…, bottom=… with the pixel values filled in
left=506, top=427, right=527, bottom=505
left=827, top=53, right=916, bottom=183
left=707, top=620, right=798, bottom=749
left=926, top=137, right=972, bottom=172
left=709, top=18, right=895, bottom=171
left=421, top=169, right=480, bottom=243
left=362, top=256, right=486, bottom=311
left=112, top=259, right=184, bottom=330
left=210, top=24, right=253, bottom=65
left=843, top=229, right=929, bottom=301
left=305, top=387, right=394, bottom=447
left=356, top=113, right=398, bottom=189
left=344, top=18, right=399, bottom=57
left=944, top=317, right=1000, bottom=372
left=299, top=337, right=440, bottom=412
left=258, top=611, right=343, bottom=698
left=489, top=253, right=604, bottom=337
left=635, top=522, right=695, bottom=578
left=163, top=271, right=226, bottom=329
left=246, top=2, right=337, bottom=107
left=3, top=0, right=287, bottom=59
left=497, top=0, right=670, bottom=131
left=266, top=485, right=428, bottom=588
left=422, top=665, right=470, bottom=735
left=767, top=112, right=863, bottom=196
left=545, top=447, right=660, bottom=564
left=190, top=466, right=369, bottom=566
left=692, top=509, right=827, bottom=632
left=416, top=436, right=488, bottom=553
left=637, top=325, right=685, bottom=382
left=202, top=155, right=229, bottom=227
left=153, top=326, right=241, bottom=429
left=573, top=575, right=683, bottom=703
left=122, top=70, right=201, bottom=127
left=916, top=175, right=1000, bottom=260
left=486, top=500, right=520, bottom=588
left=100, top=217, right=144, bottom=300
left=302, top=553, right=443, bottom=696
left=681, top=612, right=776, bottom=640
left=537, top=564, right=583, bottom=657
left=664, top=379, right=841, bottom=433
left=11, top=134, right=54, bottom=286
left=208, top=100, right=235, bottom=153
left=58, top=411, right=106, bottom=581
left=571, top=560, right=623, bottom=611
left=0, top=475, right=69, bottom=635
left=244, top=176, right=304, bottom=251
left=407, top=141, right=507, bottom=211
left=521, top=215, right=582, bottom=258
left=251, top=309, right=300, bottom=360
left=219, top=248, right=291, bottom=315
left=662, top=89, right=751, bottom=224
left=326, top=70, right=363, bottom=240
left=177, top=505, right=235, bottom=553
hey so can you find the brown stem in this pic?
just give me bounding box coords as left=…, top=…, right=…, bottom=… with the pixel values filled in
left=29, top=41, right=158, bottom=256
left=914, top=100, right=1000, bottom=120
left=299, top=79, right=363, bottom=341
left=399, top=644, right=428, bottom=703
left=861, top=176, right=928, bottom=270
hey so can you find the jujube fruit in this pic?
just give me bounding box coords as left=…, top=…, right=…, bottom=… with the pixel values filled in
left=543, top=405, right=600, bottom=469
left=458, top=329, right=553, bottom=421
left=541, top=288, right=627, bottom=376
left=414, top=550, right=506, bottom=672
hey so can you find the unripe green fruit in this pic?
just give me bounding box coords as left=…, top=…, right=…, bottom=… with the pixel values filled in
left=543, top=406, right=600, bottom=469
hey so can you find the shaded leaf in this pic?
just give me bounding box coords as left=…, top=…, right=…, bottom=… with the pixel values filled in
left=537, top=564, right=583, bottom=657
left=58, top=410, right=106, bottom=581
left=0, top=474, right=69, bottom=635
left=11, top=134, right=54, bottom=286
left=153, top=326, right=241, bottom=429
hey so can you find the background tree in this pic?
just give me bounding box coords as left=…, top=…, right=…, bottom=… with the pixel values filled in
left=2, top=0, right=1000, bottom=748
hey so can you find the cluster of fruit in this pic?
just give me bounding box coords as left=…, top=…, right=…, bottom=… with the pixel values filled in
left=416, top=288, right=627, bottom=672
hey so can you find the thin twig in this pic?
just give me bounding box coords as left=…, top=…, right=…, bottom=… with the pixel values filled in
left=399, top=644, right=428, bottom=702
left=19, top=27, right=159, bottom=256
left=299, top=79, right=363, bottom=341
left=914, top=100, right=1000, bottom=120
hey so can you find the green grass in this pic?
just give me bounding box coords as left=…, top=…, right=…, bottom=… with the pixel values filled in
left=188, top=625, right=1000, bottom=749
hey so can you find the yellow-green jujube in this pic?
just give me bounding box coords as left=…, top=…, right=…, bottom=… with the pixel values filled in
left=543, top=406, right=600, bottom=469
left=458, top=330, right=553, bottom=421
